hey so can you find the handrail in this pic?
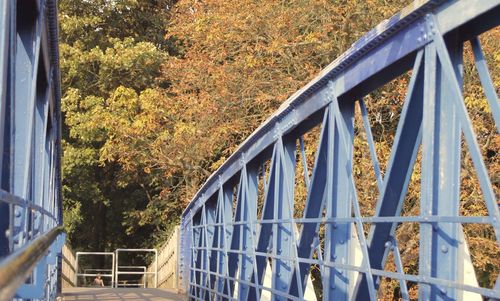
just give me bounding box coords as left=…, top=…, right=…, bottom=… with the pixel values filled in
left=0, top=226, right=64, bottom=300
left=75, top=251, right=115, bottom=287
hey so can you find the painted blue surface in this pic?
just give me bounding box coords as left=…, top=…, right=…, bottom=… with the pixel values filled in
left=0, top=0, right=63, bottom=299
left=180, top=0, right=500, bottom=300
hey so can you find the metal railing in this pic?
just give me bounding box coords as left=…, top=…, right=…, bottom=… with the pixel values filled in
left=0, top=227, right=64, bottom=300
left=65, top=248, right=159, bottom=289
left=115, top=248, right=158, bottom=288
left=75, top=251, right=115, bottom=287
left=0, top=0, right=64, bottom=299
left=179, top=0, right=500, bottom=300
left=116, top=266, right=147, bottom=287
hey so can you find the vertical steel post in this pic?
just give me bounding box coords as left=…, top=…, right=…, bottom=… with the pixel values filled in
left=248, top=145, right=278, bottom=301
left=271, top=135, right=296, bottom=301
left=112, top=252, right=115, bottom=288
left=324, top=95, right=355, bottom=300
left=115, top=250, right=119, bottom=287
left=0, top=0, right=9, bottom=257
left=235, top=164, right=259, bottom=301
left=215, top=183, right=233, bottom=299
left=205, top=201, right=217, bottom=298
left=420, top=22, right=464, bottom=299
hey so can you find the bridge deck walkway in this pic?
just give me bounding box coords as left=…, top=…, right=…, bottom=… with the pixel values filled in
left=60, top=288, right=185, bottom=301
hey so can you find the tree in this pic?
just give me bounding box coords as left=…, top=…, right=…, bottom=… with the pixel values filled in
left=59, top=0, right=174, bottom=251
left=101, top=0, right=415, bottom=223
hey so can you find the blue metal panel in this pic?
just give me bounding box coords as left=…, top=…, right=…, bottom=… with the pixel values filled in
left=271, top=137, right=296, bottom=301
left=199, top=205, right=211, bottom=301
left=248, top=146, right=277, bottom=301
left=190, top=212, right=202, bottom=299
left=324, top=97, right=355, bottom=300
left=0, top=0, right=10, bottom=257
left=0, top=0, right=63, bottom=298
left=224, top=177, right=242, bottom=299
left=215, top=184, right=233, bottom=300
left=236, top=165, right=258, bottom=301
left=418, top=25, right=463, bottom=300
left=205, top=201, right=217, bottom=300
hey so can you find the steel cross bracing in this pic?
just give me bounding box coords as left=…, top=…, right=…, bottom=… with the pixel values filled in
left=179, top=0, right=500, bottom=300
left=0, top=0, right=64, bottom=300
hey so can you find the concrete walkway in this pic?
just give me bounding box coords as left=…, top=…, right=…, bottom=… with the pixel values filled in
left=61, top=288, right=186, bottom=301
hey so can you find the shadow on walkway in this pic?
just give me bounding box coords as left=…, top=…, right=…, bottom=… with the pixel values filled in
left=61, top=287, right=186, bottom=301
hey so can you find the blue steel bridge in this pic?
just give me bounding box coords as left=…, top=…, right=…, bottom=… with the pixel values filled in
left=0, top=0, right=499, bottom=300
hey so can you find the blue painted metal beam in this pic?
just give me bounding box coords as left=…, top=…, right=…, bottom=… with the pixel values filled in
left=0, top=0, right=63, bottom=298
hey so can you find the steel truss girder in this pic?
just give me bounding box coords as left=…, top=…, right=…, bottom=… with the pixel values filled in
left=180, top=0, right=500, bottom=300
left=0, top=0, right=63, bottom=299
